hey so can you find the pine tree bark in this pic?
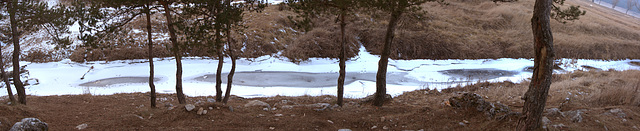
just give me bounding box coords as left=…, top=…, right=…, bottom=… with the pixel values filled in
left=516, top=0, right=555, bottom=129
left=373, top=8, right=403, bottom=107
left=8, top=0, right=26, bottom=105
left=145, top=3, right=157, bottom=108
left=223, top=26, right=235, bottom=104
left=215, top=29, right=224, bottom=102
left=337, top=10, right=347, bottom=107
left=161, top=1, right=186, bottom=104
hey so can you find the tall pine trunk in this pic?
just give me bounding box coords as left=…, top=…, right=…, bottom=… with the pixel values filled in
left=223, top=26, right=235, bottom=104
left=516, top=0, right=555, bottom=129
left=337, top=11, right=346, bottom=107
left=145, top=3, right=157, bottom=108
left=161, top=1, right=186, bottom=104
left=373, top=9, right=403, bottom=107
left=215, top=29, right=224, bottom=102
left=9, top=0, right=26, bottom=105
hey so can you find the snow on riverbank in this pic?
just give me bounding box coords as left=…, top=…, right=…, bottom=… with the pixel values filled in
left=2, top=46, right=640, bottom=99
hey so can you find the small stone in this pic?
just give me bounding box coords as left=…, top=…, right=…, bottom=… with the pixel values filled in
left=197, top=108, right=205, bottom=115
left=542, top=117, right=551, bottom=125
left=562, top=110, right=584, bottom=123
left=269, top=127, right=275, bottom=130
left=551, top=123, right=568, bottom=129
left=458, top=122, right=466, bottom=126
left=602, top=108, right=627, bottom=118
left=202, top=110, right=208, bottom=115
left=275, top=114, right=283, bottom=117
left=229, top=106, right=234, bottom=112
left=209, top=107, right=213, bottom=110
left=245, top=100, right=270, bottom=108
left=185, top=104, right=196, bottom=111
left=327, top=120, right=334, bottom=124
left=168, top=106, right=175, bottom=110
left=207, top=98, right=216, bottom=103
left=337, top=129, right=352, bottom=131
left=383, top=126, right=389, bottom=129
left=258, top=114, right=265, bottom=117
left=263, top=108, right=269, bottom=111
left=544, top=108, right=562, bottom=117
left=164, top=103, right=173, bottom=107
left=380, top=117, right=386, bottom=122
left=463, top=120, right=469, bottom=124
left=76, top=123, right=88, bottom=130
left=282, top=105, right=294, bottom=109
left=371, top=126, right=378, bottom=129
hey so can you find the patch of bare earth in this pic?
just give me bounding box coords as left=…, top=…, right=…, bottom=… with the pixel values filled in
left=1, top=70, right=639, bottom=130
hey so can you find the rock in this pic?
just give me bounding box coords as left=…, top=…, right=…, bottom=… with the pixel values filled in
left=327, top=120, right=334, bottom=124
left=207, top=98, right=216, bottom=103
left=281, top=105, right=294, bottom=109
left=202, top=110, right=208, bottom=115
left=337, top=129, right=352, bottom=131
left=269, top=127, right=275, bottom=130
left=602, top=108, right=626, bottom=118
left=10, top=118, right=48, bottom=131
left=274, top=114, right=283, bottom=117
left=185, top=104, right=196, bottom=111
left=448, top=93, right=511, bottom=118
left=383, top=126, right=389, bottom=129
left=245, top=100, right=271, bottom=110
left=551, top=123, right=568, bottom=129
left=197, top=108, right=205, bottom=115
left=361, top=94, right=393, bottom=103
left=76, top=123, right=88, bottom=130
left=541, top=117, right=551, bottom=125
left=209, top=107, right=213, bottom=110
left=562, top=110, right=584, bottom=123
left=458, top=122, right=466, bottom=126
left=544, top=108, right=562, bottom=117
left=371, top=126, right=378, bottom=129
left=228, top=106, right=234, bottom=112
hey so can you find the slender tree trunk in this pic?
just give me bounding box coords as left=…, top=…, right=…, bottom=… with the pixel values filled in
left=337, top=11, right=347, bottom=107
left=145, top=3, right=157, bottom=108
left=373, top=9, right=403, bottom=107
left=215, top=29, right=224, bottom=102
left=223, top=27, right=235, bottom=104
left=516, top=0, right=555, bottom=129
left=1, top=55, right=15, bottom=103
left=161, top=1, right=186, bottom=104
left=9, top=0, right=26, bottom=105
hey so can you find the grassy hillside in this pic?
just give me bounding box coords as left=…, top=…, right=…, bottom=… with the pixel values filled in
left=59, top=0, right=640, bottom=62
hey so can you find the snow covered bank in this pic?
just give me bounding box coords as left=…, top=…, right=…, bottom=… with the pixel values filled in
left=2, top=46, right=640, bottom=99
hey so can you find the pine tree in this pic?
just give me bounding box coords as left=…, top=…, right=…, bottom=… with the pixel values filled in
left=287, top=0, right=361, bottom=107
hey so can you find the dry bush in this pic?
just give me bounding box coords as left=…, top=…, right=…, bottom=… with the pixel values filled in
left=22, top=48, right=64, bottom=63
left=283, top=18, right=360, bottom=63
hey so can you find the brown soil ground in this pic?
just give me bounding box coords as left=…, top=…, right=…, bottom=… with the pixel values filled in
left=2, top=70, right=640, bottom=130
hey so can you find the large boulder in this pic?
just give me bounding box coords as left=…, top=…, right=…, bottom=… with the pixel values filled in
left=449, top=93, right=511, bottom=118
left=10, top=118, right=48, bottom=131
left=244, top=100, right=271, bottom=110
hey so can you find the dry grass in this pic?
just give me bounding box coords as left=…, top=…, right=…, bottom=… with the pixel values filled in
left=443, top=70, right=640, bottom=109
left=65, top=0, right=640, bottom=62
left=357, top=0, right=640, bottom=59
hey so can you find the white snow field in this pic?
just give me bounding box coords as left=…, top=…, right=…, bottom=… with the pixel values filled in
left=2, top=46, right=640, bottom=99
